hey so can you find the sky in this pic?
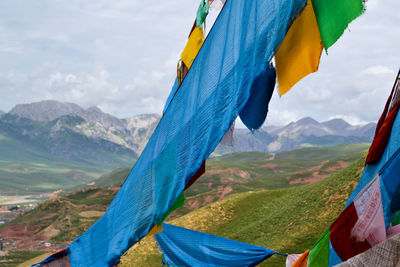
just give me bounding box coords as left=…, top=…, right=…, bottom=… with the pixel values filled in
left=0, top=0, right=399, bottom=126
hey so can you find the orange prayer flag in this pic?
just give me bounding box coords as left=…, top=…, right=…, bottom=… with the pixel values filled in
left=292, top=249, right=310, bottom=267
left=145, top=224, right=163, bottom=237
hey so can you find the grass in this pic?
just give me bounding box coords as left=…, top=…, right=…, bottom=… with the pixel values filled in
left=0, top=133, right=134, bottom=194
left=0, top=250, right=45, bottom=267
left=0, top=188, right=115, bottom=243
left=12, top=144, right=369, bottom=266
left=92, top=168, right=131, bottom=187
left=120, top=156, right=365, bottom=267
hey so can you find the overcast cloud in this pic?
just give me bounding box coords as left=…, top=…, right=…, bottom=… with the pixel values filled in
left=0, top=0, right=399, bottom=126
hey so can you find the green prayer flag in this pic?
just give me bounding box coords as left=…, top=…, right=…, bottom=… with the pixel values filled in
left=311, top=0, right=364, bottom=49
left=309, top=229, right=330, bottom=267
left=157, top=193, right=185, bottom=226
left=392, top=211, right=400, bottom=226
left=196, top=0, right=210, bottom=28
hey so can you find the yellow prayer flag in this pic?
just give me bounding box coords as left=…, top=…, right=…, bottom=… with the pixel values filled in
left=181, top=26, right=205, bottom=69
left=145, top=224, right=163, bottom=237
left=275, top=0, right=323, bottom=96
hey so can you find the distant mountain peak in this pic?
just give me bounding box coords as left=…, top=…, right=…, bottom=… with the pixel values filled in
left=322, top=118, right=351, bottom=129
left=9, top=100, right=84, bottom=121
left=87, top=106, right=102, bottom=113
left=296, top=117, right=319, bottom=125
left=8, top=100, right=124, bottom=128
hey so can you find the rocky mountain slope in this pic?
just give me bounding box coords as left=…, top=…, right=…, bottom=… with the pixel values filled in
left=217, top=117, right=375, bottom=154
left=0, top=100, right=375, bottom=193
left=2, top=100, right=375, bottom=158
left=7, top=100, right=159, bottom=156
left=0, top=101, right=160, bottom=193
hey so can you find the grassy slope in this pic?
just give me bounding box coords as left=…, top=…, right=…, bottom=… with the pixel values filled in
left=0, top=187, right=116, bottom=244
left=120, top=156, right=365, bottom=267
left=0, top=133, right=134, bottom=193
left=178, top=144, right=368, bottom=217
left=13, top=144, right=368, bottom=266
left=61, top=144, right=368, bottom=220
left=0, top=250, right=45, bottom=267
left=92, top=168, right=131, bottom=187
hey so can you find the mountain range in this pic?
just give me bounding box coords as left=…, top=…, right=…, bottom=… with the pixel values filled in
left=0, top=101, right=159, bottom=193
left=1, top=100, right=376, bottom=157
left=216, top=118, right=375, bottom=154
left=0, top=100, right=375, bottom=193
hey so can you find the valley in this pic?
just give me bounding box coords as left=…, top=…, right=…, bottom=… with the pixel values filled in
left=0, top=144, right=369, bottom=266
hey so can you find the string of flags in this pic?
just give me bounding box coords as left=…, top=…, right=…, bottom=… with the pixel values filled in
left=31, top=0, right=398, bottom=266
left=286, top=70, right=400, bottom=267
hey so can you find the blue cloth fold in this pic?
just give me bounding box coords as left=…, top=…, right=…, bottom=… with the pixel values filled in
left=156, top=224, right=283, bottom=267
left=330, top=101, right=400, bottom=266
left=69, top=0, right=307, bottom=265
left=239, top=64, right=276, bottom=130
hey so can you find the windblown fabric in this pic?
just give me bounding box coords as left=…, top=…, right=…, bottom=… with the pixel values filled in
left=31, top=248, right=70, bottom=267
left=330, top=175, right=386, bottom=262
left=68, top=0, right=307, bottom=265
left=275, top=0, right=323, bottom=96
left=292, top=73, right=400, bottom=267
left=196, top=0, right=210, bottom=27
left=335, top=233, right=400, bottom=267
left=181, top=26, right=205, bottom=69
left=145, top=224, right=163, bottom=237
left=184, top=161, right=206, bottom=190
left=326, top=74, right=400, bottom=266
left=155, top=224, right=283, bottom=267
left=157, top=193, right=185, bottom=225
left=311, top=0, right=364, bottom=49
left=331, top=128, right=400, bottom=266
left=239, top=64, right=276, bottom=130
left=210, top=0, right=227, bottom=10
left=393, top=211, right=400, bottom=226
left=308, top=229, right=329, bottom=266
left=366, top=71, right=400, bottom=164
left=286, top=254, right=303, bottom=267
left=292, top=249, right=309, bottom=267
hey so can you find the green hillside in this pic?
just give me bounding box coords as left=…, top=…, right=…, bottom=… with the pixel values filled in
left=71, top=144, right=368, bottom=219
left=0, top=132, right=135, bottom=194
left=120, top=156, right=365, bottom=267
left=91, top=168, right=131, bottom=187
left=175, top=144, right=368, bottom=217
left=9, top=145, right=368, bottom=266
left=0, top=187, right=117, bottom=248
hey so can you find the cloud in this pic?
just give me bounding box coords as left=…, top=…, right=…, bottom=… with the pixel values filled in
left=361, top=65, right=395, bottom=76
left=0, top=0, right=399, bottom=127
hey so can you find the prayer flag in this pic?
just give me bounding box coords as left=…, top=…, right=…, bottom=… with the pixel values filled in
left=275, top=0, right=323, bottom=95
left=311, top=0, right=364, bottom=49
left=308, top=229, right=329, bottom=266
left=196, top=0, right=210, bottom=27
left=145, top=224, right=163, bottom=237
left=181, top=26, right=205, bottom=69
left=330, top=175, right=386, bottom=261
left=292, top=249, right=309, bottom=267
